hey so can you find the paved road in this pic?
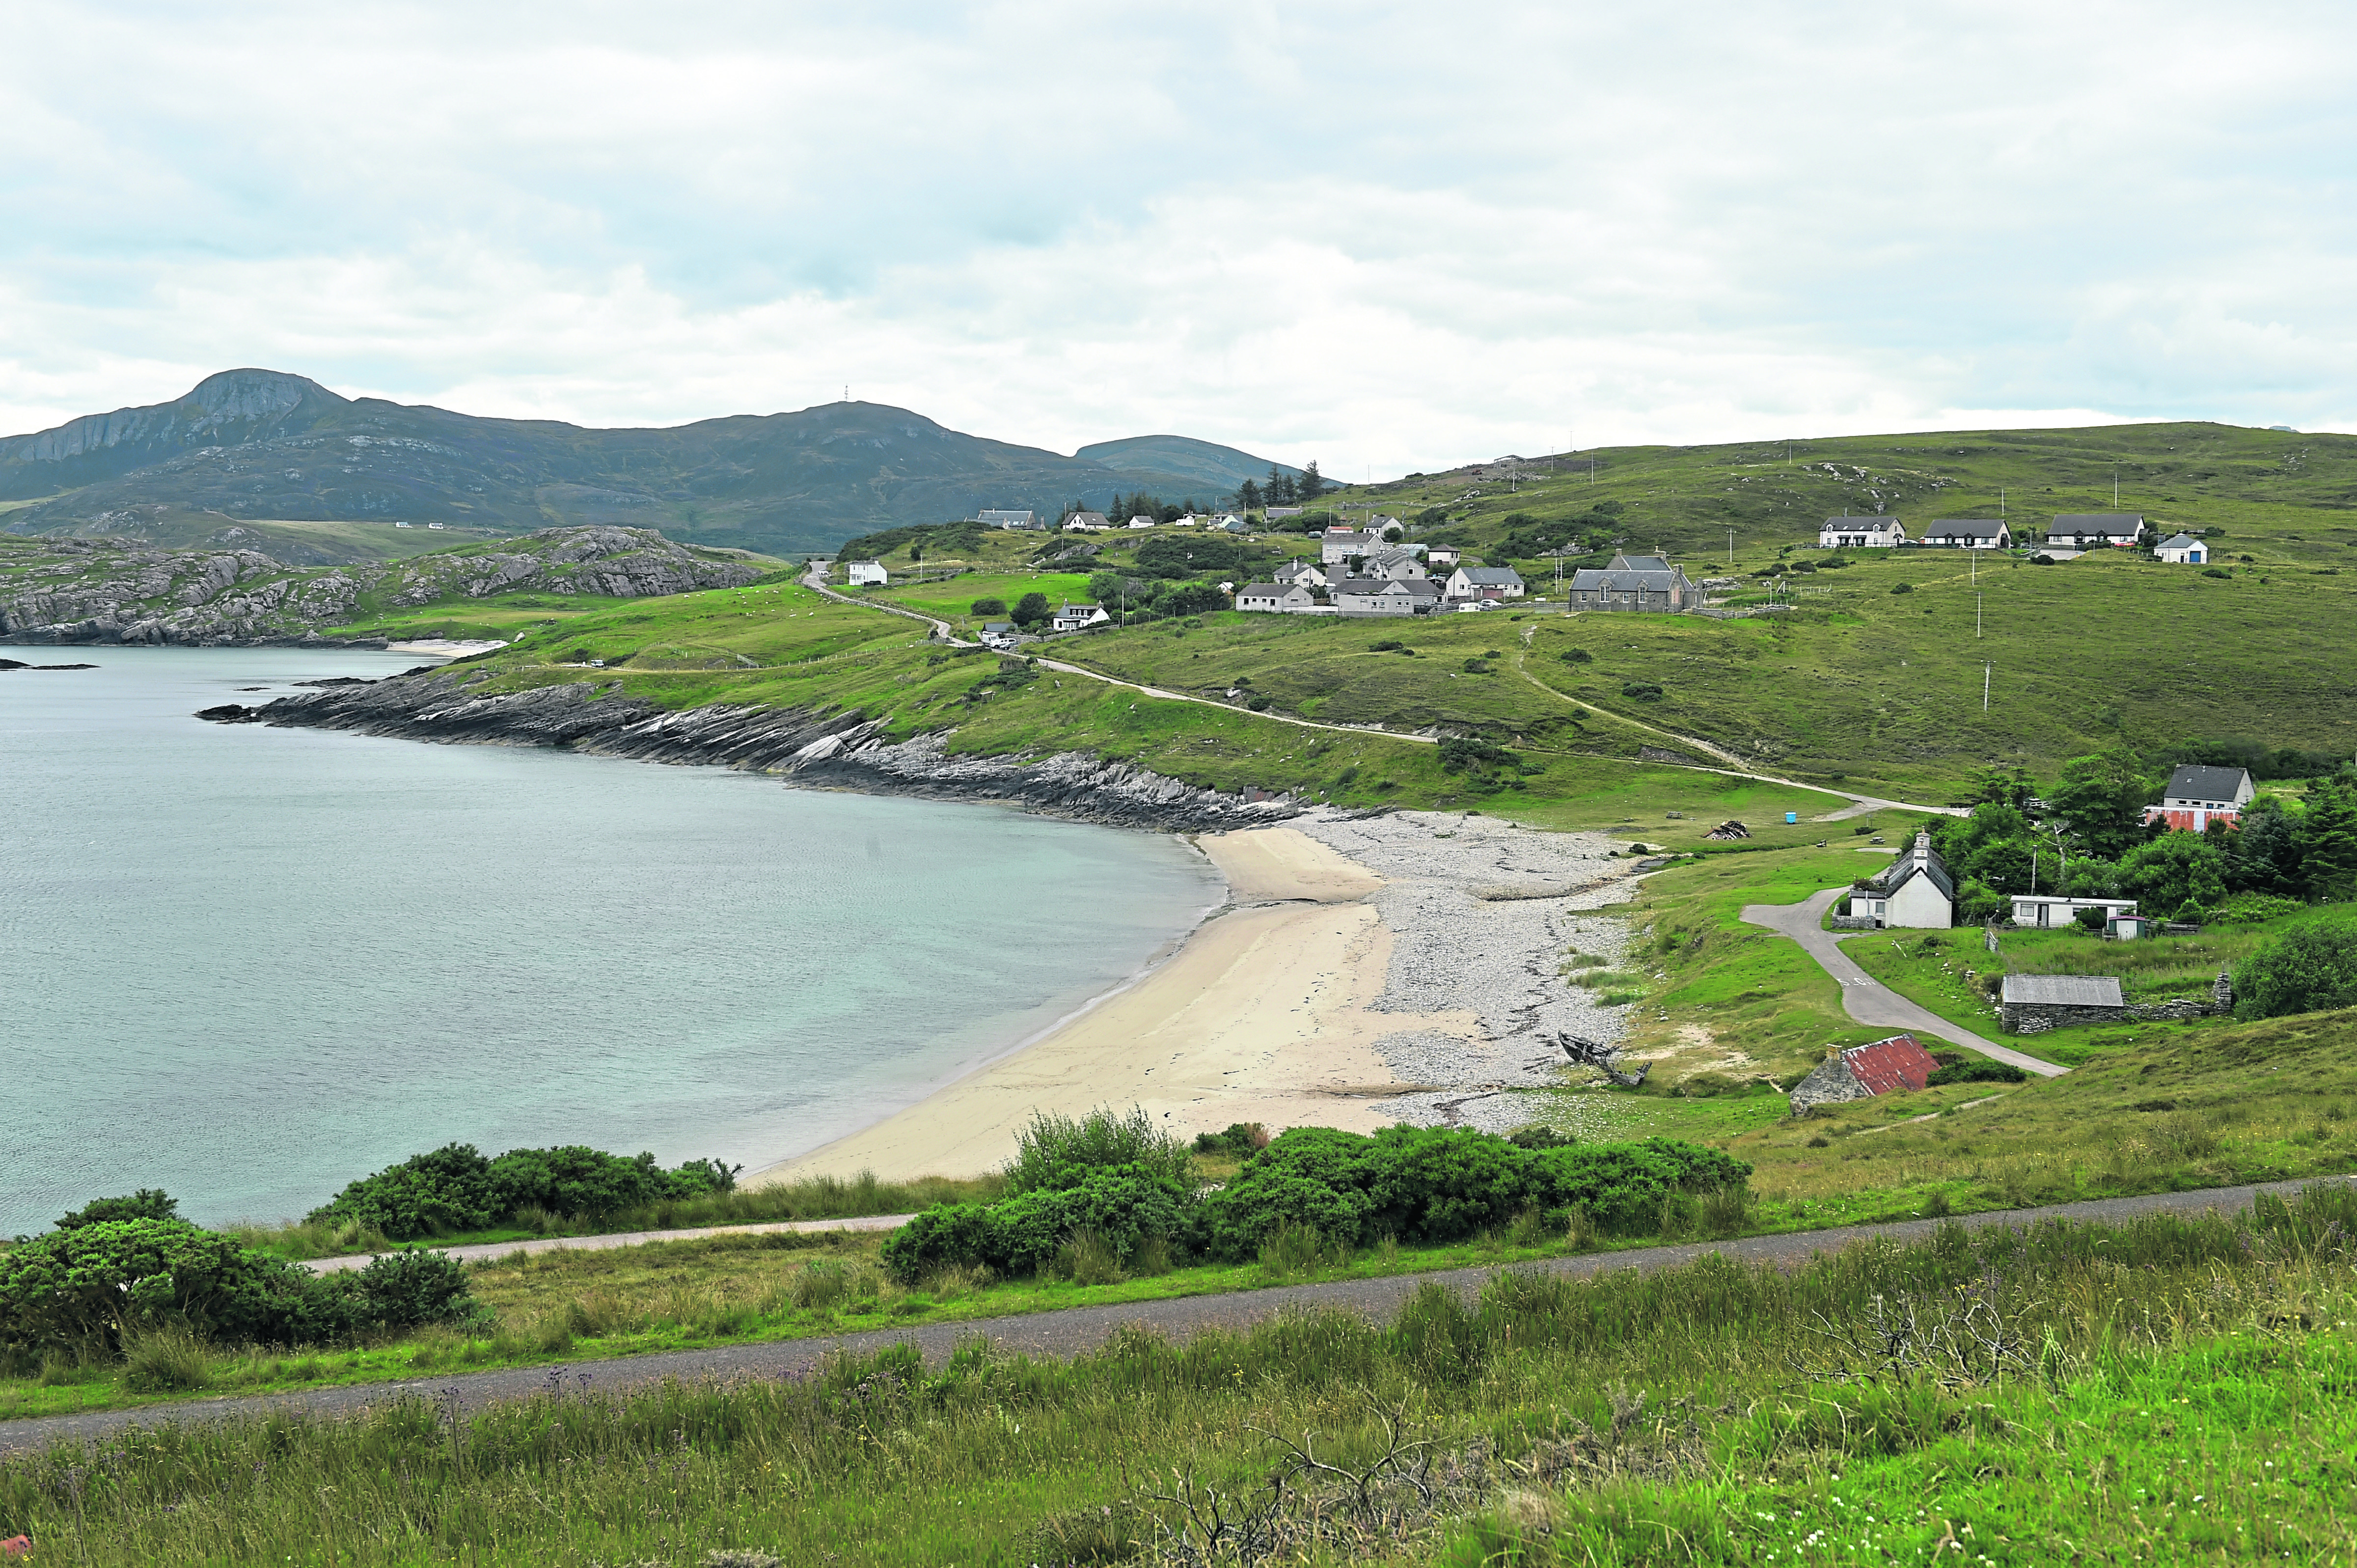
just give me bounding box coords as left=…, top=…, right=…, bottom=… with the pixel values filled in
left=304, top=1214, right=916, bottom=1275
left=1741, top=889, right=2069, bottom=1076
left=9, top=1177, right=2342, bottom=1454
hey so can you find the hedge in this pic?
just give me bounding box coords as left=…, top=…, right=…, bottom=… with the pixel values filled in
left=308, top=1143, right=740, bottom=1240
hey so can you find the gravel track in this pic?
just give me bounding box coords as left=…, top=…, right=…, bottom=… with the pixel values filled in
left=8, top=1176, right=2344, bottom=1455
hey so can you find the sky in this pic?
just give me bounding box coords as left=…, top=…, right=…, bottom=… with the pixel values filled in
left=4, top=0, right=2354, bottom=475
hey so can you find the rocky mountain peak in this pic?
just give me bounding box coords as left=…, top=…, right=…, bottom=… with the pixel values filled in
left=181, top=369, right=341, bottom=419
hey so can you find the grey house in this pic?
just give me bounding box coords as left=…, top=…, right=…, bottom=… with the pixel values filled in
left=1920, top=519, right=2013, bottom=549
left=2000, top=974, right=2126, bottom=1033
left=2046, top=514, right=2145, bottom=548
left=1563, top=552, right=1695, bottom=613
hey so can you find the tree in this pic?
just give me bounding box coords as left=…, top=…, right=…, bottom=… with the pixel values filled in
left=1237, top=478, right=1263, bottom=512
left=969, top=596, right=1007, bottom=616
left=2299, top=779, right=2357, bottom=902
left=2229, top=797, right=2305, bottom=894
left=1265, top=466, right=1296, bottom=506
left=2046, top=751, right=2156, bottom=859
left=1297, top=461, right=1325, bottom=502
left=2116, top=832, right=2229, bottom=918
left=1966, top=765, right=2036, bottom=811
left=1012, top=591, right=1052, bottom=627
left=2235, top=921, right=2357, bottom=1020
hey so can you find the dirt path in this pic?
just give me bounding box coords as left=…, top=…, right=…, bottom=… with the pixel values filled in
left=301, top=1213, right=916, bottom=1275
left=1740, top=888, right=2069, bottom=1075
left=8, top=1177, right=2343, bottom=1453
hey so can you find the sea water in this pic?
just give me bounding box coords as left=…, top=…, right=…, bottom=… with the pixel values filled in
left=0, top=648, right=1220, bottom=1234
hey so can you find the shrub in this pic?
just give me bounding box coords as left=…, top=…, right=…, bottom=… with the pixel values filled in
left=1003, top=1106, right=1191, bottom=1194
left=309, top=1143, right=738, bottom=1240
left=881, top=1164, right=1196, bottom=1283
left=1561, top=647, right=1593, bottom=664
left=1505, top=1127, right=1575, bottom=1151
left=2215, top=892, right=2306, bottom=924
left=1192, top=1122, right=1270, bottom=1157
left=969, top=596, right=1008, bottom=616
left=1368, top=639, right=1404, bottom=652
left=1620, top=681, right=1664, bottom=701
left=1926, top=1060, right=2030, bottom=1086
left=1463, top=658, right=1493, bottom=674
left=1012, top=591, right=1052, bottom=626
left=0, top=1220, right=311, bottom=1358
left=2236, top=920, right=2357, bottom=1021
left=1891, top=582, right=1915, bottom=595
left=1438, top=736, right=1520, bottom=774
left=1195, top=1127, right=1748, bottom=1260
left=55, top=1190, right=179, bottom=1230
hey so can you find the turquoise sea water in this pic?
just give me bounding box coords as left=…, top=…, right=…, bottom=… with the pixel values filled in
left=0, top=648, right=1219, bottom=1235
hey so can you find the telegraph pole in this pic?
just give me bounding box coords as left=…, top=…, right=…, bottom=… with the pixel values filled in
left=1727, top=526, right=1735, bottom=566
left=1977, top=593, right=1983, bottom=638
left=1984, top=663, right=1991, bottom=711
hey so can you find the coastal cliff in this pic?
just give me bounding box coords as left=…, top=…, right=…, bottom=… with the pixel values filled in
left=203, top=668, right=1308, bottom=832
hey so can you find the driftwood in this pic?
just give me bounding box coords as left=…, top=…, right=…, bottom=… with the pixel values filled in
left=1553, top=1032, right=1649, bottom=1088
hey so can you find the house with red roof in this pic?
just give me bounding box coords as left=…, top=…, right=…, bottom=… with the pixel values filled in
left=1788, top=1032, right=1940, bottom=1114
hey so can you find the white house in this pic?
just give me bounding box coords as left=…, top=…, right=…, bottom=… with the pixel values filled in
left=1920, top=519, right=2013, bottom=549
left=1444, top=565, right=1526, bottom=601
left=1333, top=577, right=1442, bottom=616
left=1048, top=602, right=1112, bottom=633
left=2009, top=894, right=2138, bottom=929
left=1847, top=830, right=1954, bottom=928
left=1819, top=516, right=1907, bottom=548
left=846, top=561, right=889, bottom=586
left=2047, top=514, right=2144, bottom=548
left=2153, top=532, right=2208, bottom=564
left=980, top=509, right=1041, bottom=531
left=1425, top=546, right=1461, bottom=568
left=1320, top=530, right=1376, bottom=566
left=1214, top=513, right=1250, bottom=532
left=1365, top=548, right=1428, bottom=581
left=1128, top=514, right=1160, bottom=529
left=1064, top=511, right=1111, bottom=531
left=1237, top=582, right=1316, bottom=613
left=2143, top=763, right=2255, bottom=834
left=1273, top=559, right=1329, bottom=590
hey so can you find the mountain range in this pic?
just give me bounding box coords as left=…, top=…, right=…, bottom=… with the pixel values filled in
left=0, top=370, right=1301, bottom=559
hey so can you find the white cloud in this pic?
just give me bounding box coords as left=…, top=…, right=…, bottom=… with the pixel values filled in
left=5, top=0, right=2356, bottom=468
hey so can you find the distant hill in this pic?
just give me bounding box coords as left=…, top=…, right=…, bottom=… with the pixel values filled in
left=0, top=371, right=1293, bottom=560
left=1073, top=435, right=1302, bottom=493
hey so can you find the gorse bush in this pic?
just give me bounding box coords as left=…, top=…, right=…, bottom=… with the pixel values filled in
left=1001, top=1106, right=1192, bottom=1194
left=53, top=1189, right=179, bottom=1230
left=0, top=1220, right=480, bottom=1363
left=308, top=1142, right=742, bottom=1240
left=1192, top=1122, right=1270, bottom=1158
left=2236, top=919, right=2357, bottom=1021
left=882, top=1165, right=1195, bottom=1284
left=1926, top=1060, right=2031, bottom=1086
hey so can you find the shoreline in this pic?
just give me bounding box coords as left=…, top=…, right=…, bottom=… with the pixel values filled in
left=749, top=814, right=1643, bottom=1187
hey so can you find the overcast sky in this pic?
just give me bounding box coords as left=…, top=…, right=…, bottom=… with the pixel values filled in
left=4, top=1, right=2352, bottom=473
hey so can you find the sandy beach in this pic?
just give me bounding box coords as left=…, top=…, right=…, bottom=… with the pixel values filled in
left=382, top=637, right=508, bottom=656
left=750, top=812, right=1645, bottom=1187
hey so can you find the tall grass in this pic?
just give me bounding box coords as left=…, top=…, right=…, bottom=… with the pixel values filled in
left=6, top=1185, right=2353, bottom=1565
left=1002, top=1105, right=1192, bottom=1192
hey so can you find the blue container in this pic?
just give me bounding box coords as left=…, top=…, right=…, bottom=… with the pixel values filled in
left=1785, top=811, right=1799, bottom=824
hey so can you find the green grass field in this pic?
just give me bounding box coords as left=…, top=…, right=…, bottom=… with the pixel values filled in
left=8, top=1186, right=2357, bottom=1564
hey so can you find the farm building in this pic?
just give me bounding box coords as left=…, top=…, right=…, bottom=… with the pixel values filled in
left=2153, top=532, right=2208, bottom=564
left=1789, top=1033, right=1940, bottom=1114
left=2143, top=764, right=2254, bottom=833
left=1818, top=516, right=1907, bottom=548
left=2001, top=974, right=2126, bottom=1033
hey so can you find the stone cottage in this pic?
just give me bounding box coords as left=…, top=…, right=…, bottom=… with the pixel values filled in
left=1999, top=973, right=2125, bottom=1033
left=1789, top=1032, right=1941, bottom=1114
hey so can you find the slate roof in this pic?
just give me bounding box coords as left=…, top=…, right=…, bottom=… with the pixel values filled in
left=1822, top=515, right=1903, bottom=532
left=2001, top=974, right=2125, bottom=1007
left=1568, top=568, right=1680, bottom=593
left=1456, top=567, right=1524, bottom=586
left=1839, top=1033, right=1938, bottom=1095
left=2164, top=764, right=2252, bottom=803
left=1237, top=583, right=1290, bottom=597
left=2050, top=513, right=2144, bottom=534
left=2155, top=532, right=2202, bottom=550
left=1926, top=518, right=2009, bottom=540
left=1871, top=833, right=1956, bottom=901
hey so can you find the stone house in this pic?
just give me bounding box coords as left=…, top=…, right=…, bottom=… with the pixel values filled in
left=2000, top=973, right=2126, bottom=1033
left=1789, top=1033, right=1940, bottom=1114
left=1562, top=552, right=1693, bottom=612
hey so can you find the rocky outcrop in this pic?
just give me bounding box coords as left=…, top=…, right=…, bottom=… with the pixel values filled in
left=204, top=669, right=1308, bottom=832
left=0, top=526, right=762, bottom=645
